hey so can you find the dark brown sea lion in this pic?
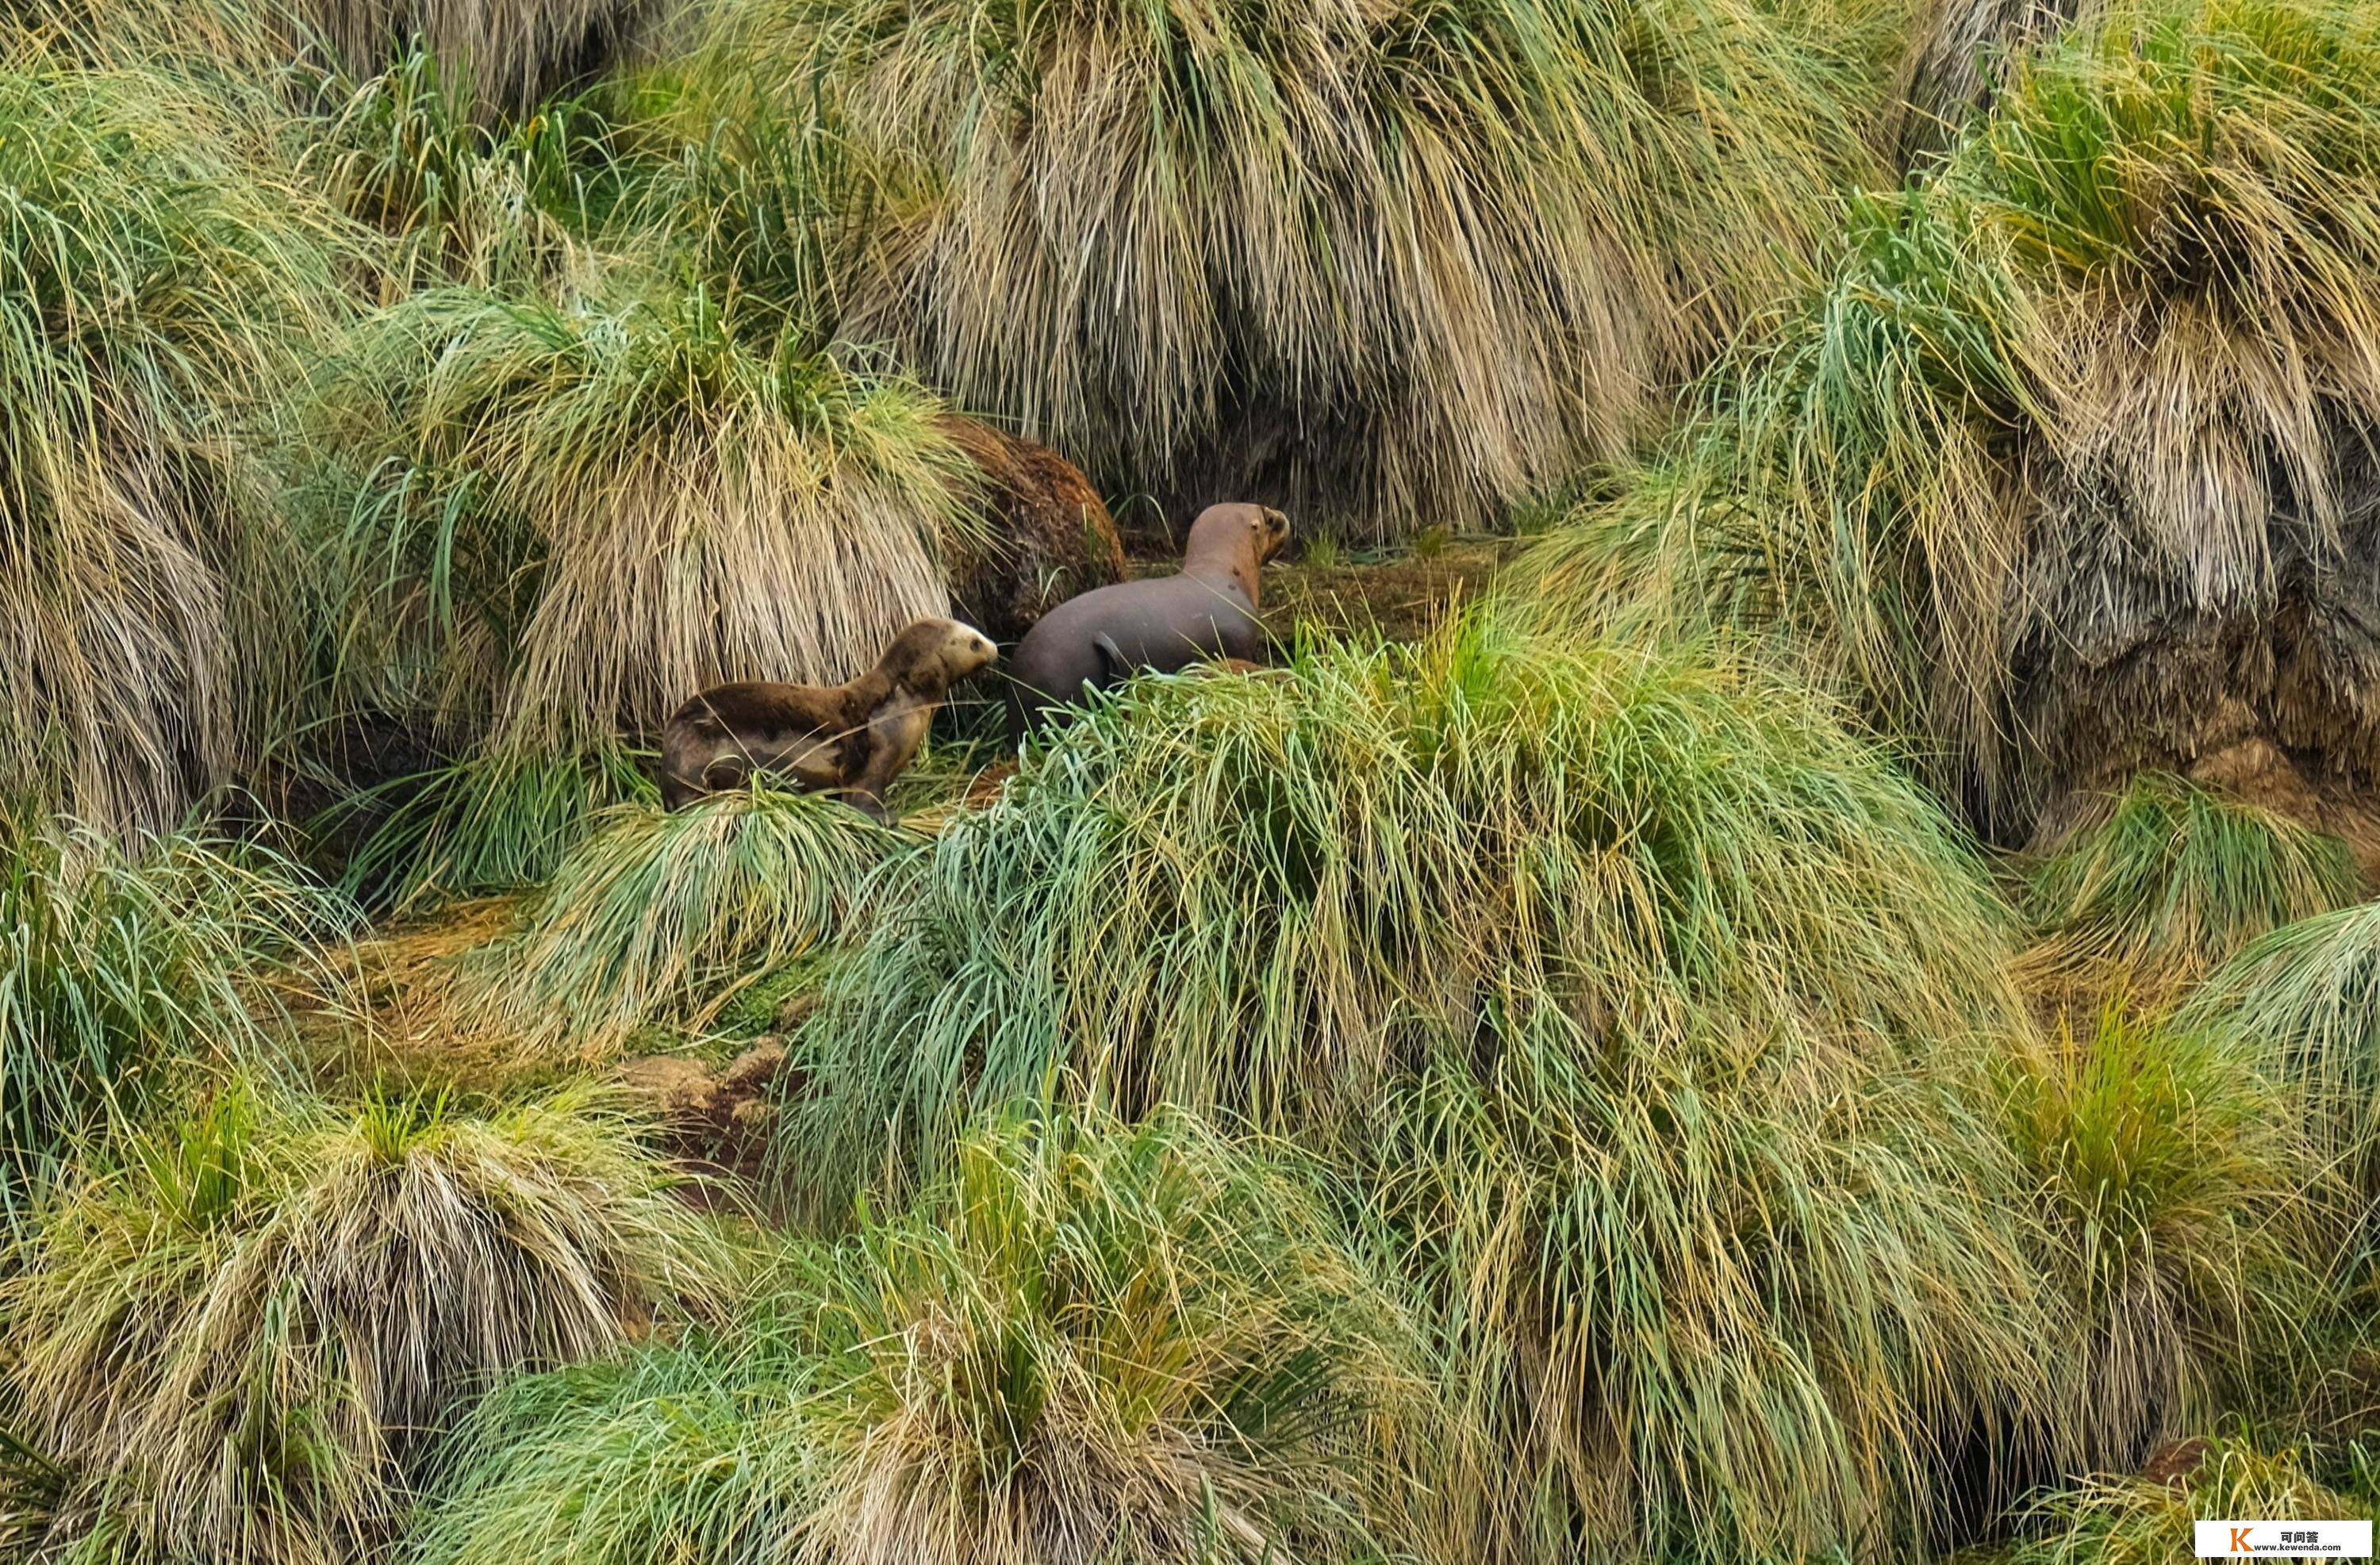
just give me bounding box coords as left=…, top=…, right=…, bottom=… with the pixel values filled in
left=936, top=416, right=1127, bottom=643
left=1006, top=503, right=1289, bottom=738
left=660, top=618, right=997, bottom=819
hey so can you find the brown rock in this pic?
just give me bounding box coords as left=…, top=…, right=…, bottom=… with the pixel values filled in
left=718, top=1040, right=788, bottom=1099
left=2140, top=1436, right=2211, bottom=1490
left=2187, top=735, right=2325, bottom=821
left=615, top=1041, right=792, bottom=1183
left=962, top=758, right=1020, bottom=811
left=939, top=416, right=1127, bottom=644
left=615, top=1056, right=720, bottom=1122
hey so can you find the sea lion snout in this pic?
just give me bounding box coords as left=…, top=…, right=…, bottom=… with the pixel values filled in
left=892, top=616, right=999, bottom=688
left=1186, top=502, right=1291, bottom=568
left=948, top=623, right=998, bottom=679
left=1254, top=506, right=1291, bottom=562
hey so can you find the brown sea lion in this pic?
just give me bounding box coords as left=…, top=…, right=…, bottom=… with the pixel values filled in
left=1005, top=503, right=1289, bottom=739
left=660, top=618, right=997, bottom=819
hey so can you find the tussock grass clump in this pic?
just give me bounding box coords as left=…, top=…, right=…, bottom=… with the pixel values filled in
left=340, top=743, right=652, bottom=908
left=305, top=45, right=605, bottom=287
left=0, top=819, right=355, bottom=1209
left=2004, top=1003, right=2318, bottom=1461
left=678, top=0, right=1875, bottom=539
left=0, top=54, right=356, bottom=834
left=454, top=786, right=898, bottom=1053
left=797, top=611, right=2064, bottom=1560
left=2010, top=1435, right=2378, bottom=1563
left=1890, top=0, right=2102, bottom=163
left=2025, top=775, right=2368, bottom=987
left=305, top=0, right=650, bottom=115
left=315, top=277, right=973, bottom=755
left=3, top=1078, right=721, bottom=1565
left=802, top=612, right=2027, bottom=1178
left=1522, top=0, right=2380, bottom=844
left=2182, top=901, right=2380, bottom=1205
left=416, top=1110, right=1423, bottom=1565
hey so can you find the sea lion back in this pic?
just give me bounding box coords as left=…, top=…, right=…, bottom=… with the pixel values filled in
left=660, top=681, right=849, bottom=811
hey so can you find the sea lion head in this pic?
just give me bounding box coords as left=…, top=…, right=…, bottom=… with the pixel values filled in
left=1188, top=502, right=1292, bottom=566
left=882, top=616, right=999, bottom=694
left=1253, top=505, right=1291, bottom=562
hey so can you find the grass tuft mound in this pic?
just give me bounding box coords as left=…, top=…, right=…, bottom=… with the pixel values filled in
left=3, top=1079, right=721, bottom=1565
left=795, top=610, right=2063, bottom=1559
left=416, top=1110, right=1424, bottom=1565
left=1520, top=0, right=2380, bottom=844
left=2010, top=1435, right=2378, bottom=1563
left=0, top=53, right=355, bottom=834
left=313, top=275, right=973, bottom=758
left=800, top=612, right=2026, bottom=1176
left=454, top=785, right=899, bottom=1054
left=673, top=0, right=1875, bottom=539
left=2024, top=775, right=2368, bottom=988
left=0, top=819, right=355, bottom=1211
left=2003, top=1002, right=2317, bottom=1462
left=2183, top=900, right=2380, bottom=1209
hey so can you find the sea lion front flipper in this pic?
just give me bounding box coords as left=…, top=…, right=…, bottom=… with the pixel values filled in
left=843, top=791, right=894, bottom=824
left=778, top=735, right=848, bottom=792
left=699, top=756, right=752, bottom=794
left=1092, top=631, right=1136, bottom=687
